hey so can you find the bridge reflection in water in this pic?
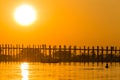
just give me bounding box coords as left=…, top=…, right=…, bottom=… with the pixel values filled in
left=21, top=62, right=29, bottom=80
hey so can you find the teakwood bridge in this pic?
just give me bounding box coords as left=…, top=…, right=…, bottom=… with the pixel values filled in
left=0, top=44, right=120, bottom=63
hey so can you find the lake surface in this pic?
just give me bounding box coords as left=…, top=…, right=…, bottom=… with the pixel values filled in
left=0, top=62, right=120, bottom=80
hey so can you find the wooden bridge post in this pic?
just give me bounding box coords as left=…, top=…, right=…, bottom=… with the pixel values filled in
left=49, top=45, right=52, bottom=60
left=37, top=45, right=40, bottom=62
left=52, top=45, right=54, bottom=59
left=92, top=46, right=95, bottom=63
left=15, top=44, right=18, bottom=62
left=7, top=44, right=10, bottom=63
left=30, top=44, right=35, bottom=62
left=13, top=45, right=15, bottom=62
left=79, top=47, right=82, bottom=62
left=79, top=47, right=81, bottom=54
left=18, top=44, right=20, bottom=62
left=115, top=46, right=117, bottom=63
left=110, top=46, right=114, bottom=63
left=106, top=46, right=109, bottom=63
left=54, top=45, right=57, bottom=52
left=27, top=44, right=30, bottom=62
left=73, top=46, right=77, bottom=57
left=115, top=46, right=117, bottom=54
left=52, top=45, right=55, bottom=60
left=72, top=45, right=76, bottom=64
left=0, top=44, right=1, bottom=62
left=53, top=45, right=57, bottom=60
left=38, top=45, right=41, bottom=62
left=0, top=44, right=1, bottom=55
left=101, top=46, right=104, bottom=64
left=5, top=44, right=7, bottom=62
left=59, top=45, right=62, bottom=52
left=83, top=46, right=87, bottom=64
left=10, top=44, right=12, bottom=62
left=68, top=45, right=72, bottom=62
left=84, top=46, right=86, bottom=55
left=4, top=44, right=7, bottom=62
left=0, top=45, right=2, bottom=62
left=22, top=44, right=24, bottom=62
left=12, top=44, right=14, bottom=62
left=87, top=46, right=90, bottom=63
left=39, top=45, right=41, bottom=54
left=42, top=44, right=45, bottom=57
left=83, top=46, right=86, bottom=63
left=119, top=47, right=120, bottom=63
left=35, top=45, right=37, bottom=62
left=63, top=45, right=66, bottom=52
left=2, top=44, right=4, bottom=62
left=58, top=45, right=62, bottom=61
left=97, top=46, right=99, bottom=63
left=26, top=45, right=28, bottom=62
left=44, top=44, right=47, bottom=56
left=63, top=45, right=67, bottom=62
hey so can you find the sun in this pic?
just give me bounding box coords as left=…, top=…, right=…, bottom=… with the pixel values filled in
left=14, top=4, right=36, bottom=26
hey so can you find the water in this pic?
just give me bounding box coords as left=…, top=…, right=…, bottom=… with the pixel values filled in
left=0, top=62, right=120, bottom=80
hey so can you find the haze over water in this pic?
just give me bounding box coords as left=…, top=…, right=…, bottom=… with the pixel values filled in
left=0, top=62, right=120, bottom=80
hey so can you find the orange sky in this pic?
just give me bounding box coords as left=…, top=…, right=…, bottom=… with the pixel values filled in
left=0, top=0, right=120, bottom=46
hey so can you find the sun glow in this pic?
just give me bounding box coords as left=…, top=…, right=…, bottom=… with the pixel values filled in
left=14, top=4, right=36, bottom=26
left=21, top=63, right=29, bottom=80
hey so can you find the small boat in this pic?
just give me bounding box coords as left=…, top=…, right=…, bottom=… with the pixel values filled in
left=105, top=63, right=109, bottom=68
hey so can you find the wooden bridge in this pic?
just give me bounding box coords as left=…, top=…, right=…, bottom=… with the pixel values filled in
left=0, top=44, right=120, bottom=63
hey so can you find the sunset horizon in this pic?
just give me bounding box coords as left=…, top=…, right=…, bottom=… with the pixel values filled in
left=0, top=0, right=120, bottom=46
left=0, top=1, right=120, bottom=80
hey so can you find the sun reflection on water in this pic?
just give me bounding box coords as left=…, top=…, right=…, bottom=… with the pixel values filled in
left=21, top=62, right=29, bottom=80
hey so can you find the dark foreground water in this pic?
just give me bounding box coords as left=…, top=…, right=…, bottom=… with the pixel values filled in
left=0, top=62, right=120, bottom=80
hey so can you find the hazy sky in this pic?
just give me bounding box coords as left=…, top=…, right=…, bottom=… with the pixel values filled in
left=0, top=0, right=120, bottom=46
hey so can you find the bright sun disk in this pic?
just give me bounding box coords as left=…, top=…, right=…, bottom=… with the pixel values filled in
left=14, top=4, right=36, bottom=26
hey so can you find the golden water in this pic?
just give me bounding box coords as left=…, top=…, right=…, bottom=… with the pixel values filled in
left=0, top=62, right=120, bottom=80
